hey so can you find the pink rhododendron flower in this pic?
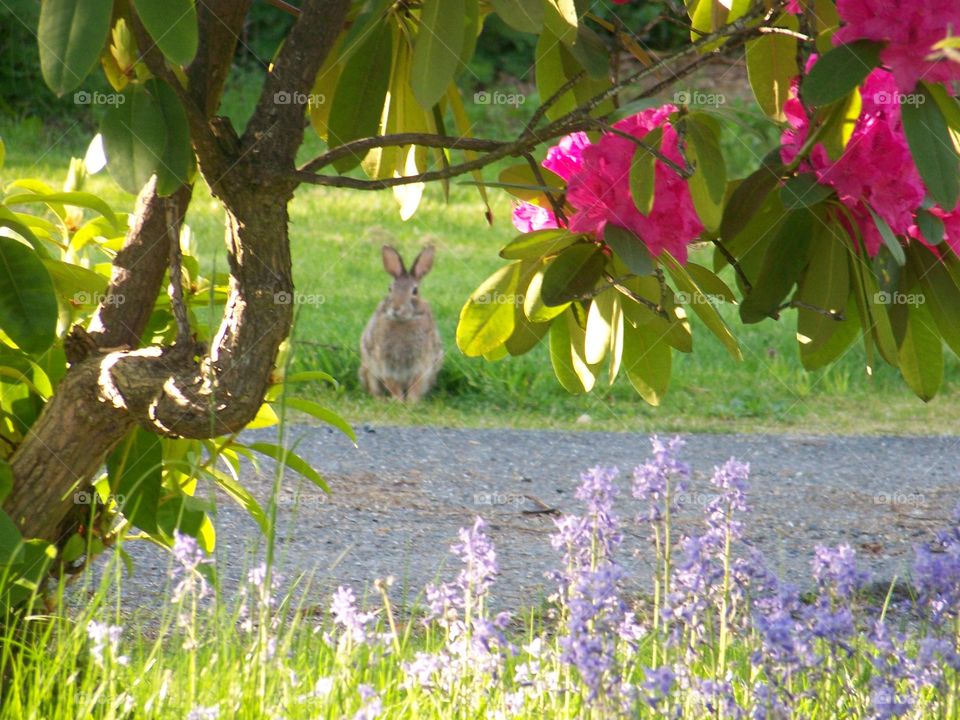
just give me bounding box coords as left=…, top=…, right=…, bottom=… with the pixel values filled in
left=833, top=0, right=960, bottom=91
left=785, top=0, right=803, bottom=13
left=565, top=105, right=704, bottom=263
left=781, top=69, right=927, bottom=256
left=543, top=132, right=590, bottom=182
left=512, top=202, right=558, bottom=233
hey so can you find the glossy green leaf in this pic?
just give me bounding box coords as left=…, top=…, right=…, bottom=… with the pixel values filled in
left=535, top=26, right=580, bottom=121
left=745, top=14, right=799, bottom=121
left=780, top=174, right=834, bottom=209
left=915, top=209, right=946, bottom=246
left=797, top=222, right=849, bottom=353
left=549, top=309, right=584, bottom=393
left=629, top=128, right=661, bottom=215
left=663, top=252, right=742, bottom=359
left=911, top=245, right=960, bottom=359
left=524, top=264, right=570, bottom=322
left=540, top=244, right=605, bottom=306
left=489, top=0, right=543, bottom=33
left=604, top=226, right=654, bottom=277
left=38, top=0, right=113, bottom=95
left=328, top=20, right=393, bottom=173
left=107, top=428, right=164, bottom=534
left=411, top=0, right=464, bottom=110
left=202, top=466, right=268, bottom=534
left=584, top=289, right=614, bottom=365
left=500, top=229, right=578, bottom=260
left=5, top=191, right=119, bottom=232
left=101, top=86, right=168, bottom=193
left=247, top=442, right=330, bottom=494
left=800, top=294, right=860, bottom=370
left=0, top=460, right=11, bottom=503
left=505, top=304, right=551, bottom=355
left=898, top=301, right=942, bottom=401
left=739, top=208, right=814, bottom=323
left=864, top=204, right=906, bottom=267
left=150, top=79, right=195, bottom=195
left=275, top=397, right=357, bottom=445
left=801, top=40, right=883, bottom=107
left=719, top=149, right=783, bottom=243
left=622, top=320, right=671, bottom=406
left=133, top=0, right=198, bottom=66
left=686, top=113, right=726, bottom=229
left=0, top=237, right=58, bottom=354
left=901, top=85, right=960, bottom=210
left=457, top=263, right=520, bottom=356
left=686, top=263, right=736, bottom=304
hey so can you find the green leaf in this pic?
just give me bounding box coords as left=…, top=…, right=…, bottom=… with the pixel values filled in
left=800, top=293, right=860, bottom=370
left=622, top=320, right=672, bottom=406
left=898, top=301, right=942, bottom=402
left=0, top=237, right=58, bottom=354
left=584, top=289, right=614, bottom=365
left=535, top=26, right=580, bottom=121
left=247, top=442, right=330, bottom=494
left=107, top=428, right=164, bottom=534
left=629, top=128, right=661, bottom=215
left=275, top=397, right=357, bottom=445
left=500, top=229, right=577, bottom=260
left=604, top=226, right=654, bottom=277
left=915, top=209, right=946, bottom=246
left=0, top=460, right=11, bottom=503
left=202, top=466, right=268, bottom=534
left=4, top=191, right=119, bottom=232
left=505, top=304, right=551, bottom=355
left=797, top=221, right=849, bottom=353
left=543, top=0, right=577, bottom=46
left=910, top=245, right=960, bottom=359
left=457, top=263, right=520, bottom=356
left=864, top=204, right=906, bottom=267
left=927, top=81, right=960, bottom=133
left=328, top=20, right=393, bottom=173
left=489, top=0, right=543, bottom=33
left=38, top=0, right=113, bottom=95
left=901, top=86, right=960, bottom=210
left=496, top=163, right=563, bottom=204
left=719, top=149, right=784, bottom=243
left=801, top=40, right=883, bottom=107
left=686, top=263, right=737, bottom=304
left=524, top=264, right=570, bottom=322
left=411, top=0, right=465, bottom=110
left=150, top=79, right=195, bottom=195
left=540, top=244, right=605, bottom=306
left=739, top=208, right=815, bottom=323
left=133, top=0, right=199, bottom=66
left=284, top=370, right=338, bottom=386
left=662, top=252, right=741, bottom=359
left=549, top=309, right=584, bottom=393
left=745, top=14, right=799, bottom=121
left=101, top=86, right=169, bottom=194
left=686, top=113, right=726, bottom=229
left=779, top=174, right=834, bottom=209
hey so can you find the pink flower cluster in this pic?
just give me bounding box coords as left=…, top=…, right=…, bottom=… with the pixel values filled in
left=781, top=67, right=960, bottom=256
left=512, top=106, right=704, bottom=264
left=833, top=0, right=960, bottom=92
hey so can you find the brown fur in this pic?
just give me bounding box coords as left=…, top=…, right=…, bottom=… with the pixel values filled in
left=359, top=245, right=443, bottom=402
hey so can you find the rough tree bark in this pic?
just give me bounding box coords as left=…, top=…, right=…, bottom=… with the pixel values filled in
left=2, top=0, right=352, bottom=544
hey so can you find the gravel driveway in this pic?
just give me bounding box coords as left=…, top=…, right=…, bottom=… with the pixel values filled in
left=105, top=426, right=960, bottom=612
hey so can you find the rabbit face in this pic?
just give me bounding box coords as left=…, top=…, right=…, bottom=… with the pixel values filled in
left=380, top=245, right=435, bottom=322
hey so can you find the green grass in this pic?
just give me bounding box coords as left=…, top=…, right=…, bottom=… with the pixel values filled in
left=2, top=73, right=958, bottom=436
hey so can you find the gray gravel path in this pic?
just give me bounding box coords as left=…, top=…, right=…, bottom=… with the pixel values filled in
left=104, top=427, right=960, bottom=613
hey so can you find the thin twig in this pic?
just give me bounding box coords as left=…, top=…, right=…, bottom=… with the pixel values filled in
left=711, top=238, right=753, bottom=293
left=166, top=205, right=192, bottom=348
left=605, top=272, right=670, bottom=319
left=523, top=70, right=587, bottom=136
left=523, top=152, right=568, bottom=226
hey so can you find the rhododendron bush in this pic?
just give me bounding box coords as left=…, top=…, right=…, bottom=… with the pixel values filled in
left=457, top=0, right=960, bottom=405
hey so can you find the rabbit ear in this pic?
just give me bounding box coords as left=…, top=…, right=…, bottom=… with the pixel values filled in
left=382, top=245, right=406, bottom=278
left=411, top=245, right=435, bottom=279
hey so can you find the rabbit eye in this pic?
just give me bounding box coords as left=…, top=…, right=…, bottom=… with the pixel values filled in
left=412, top=286, right=419, bottom=295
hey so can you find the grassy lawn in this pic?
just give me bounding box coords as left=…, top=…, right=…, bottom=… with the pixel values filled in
left=2, top=72, right=958, bottom=436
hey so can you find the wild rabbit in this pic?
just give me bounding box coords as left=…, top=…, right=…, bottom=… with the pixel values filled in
left=359, top=245, right=443, bottom=402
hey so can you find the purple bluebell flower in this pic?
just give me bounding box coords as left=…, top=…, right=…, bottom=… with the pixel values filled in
left=451, top=517, right=498, bottom=597
left=812, top=544, right=866, bottom=599
left=170, top=530, right=212, bottom=602
left=632, top=436, right=689, bottom=523
left=330, top=585, right=375, bottom=644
